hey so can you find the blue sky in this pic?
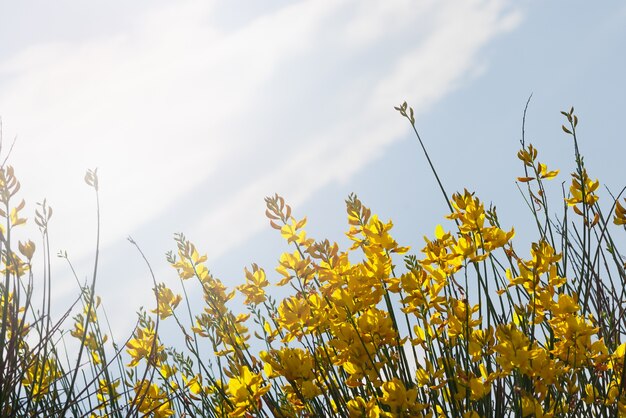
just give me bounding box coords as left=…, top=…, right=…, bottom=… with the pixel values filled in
left=1, top=0, right=625, bottom=335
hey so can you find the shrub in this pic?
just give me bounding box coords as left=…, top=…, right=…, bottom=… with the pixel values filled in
left=0, top=104, right=624, bottom=417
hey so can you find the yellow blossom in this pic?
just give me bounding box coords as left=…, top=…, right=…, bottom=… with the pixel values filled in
left=238, top=263, right=269, bottom=305
left=614, top=198, right=626, bottom=225
left=347, top=396, right=383, bottom=418
left=227, top=366, right=270, bottom=417
left=126, top=323, right=164, bottom=367
left=133, top=380, right=174, bottom=418
left=22, top=356, right=61, bottom=401
left=151, top=283, right=182, bottom=320
left=565, top=168, right=599, bottom=208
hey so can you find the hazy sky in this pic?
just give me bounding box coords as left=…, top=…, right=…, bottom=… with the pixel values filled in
left=1, top=0, right=625, bottom=336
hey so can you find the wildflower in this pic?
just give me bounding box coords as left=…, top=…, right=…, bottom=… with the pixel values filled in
left=160, top=364, right=177, bottom=380
left=280, top=216, right=312, bottom=246
left=480, top=225, right=515, bottom=252
left=565, top=168, right=599, bottom=208
left=170, top=238, right=208, bottom=281
left=447, top=298, right=481, bottom=338
left=447, top=190, right=486, bottom=234
left=151, top=283, right=182, bottom=320
left=276, top=250, right=313, bottom=287
left=517, top=144, right=558, bottom=181
left=1, top=252, right=29, bottom=277
left=346, top=397, right=382, bottom=418
left=356, top=307, right=396, bottom=346
left=468, top=371, right=491, bottom=400
left=238, top=263, right=269, bottom=305
left=70, top=315, right=104, bottom=351
left=261, top=347, right=320, bottom=399
left=97, top=378, right=121, bottom=407
left=277, top=295, right=313, bottom=341
left=182, top=374, right=204, bottom=397
left=126, top=322, right=164, bottom=367
left=18, top=240, right=35, bottom=260
left=549, top=313, right=600, bottom=367
left=421, top=225, right=463, bottom=275
left=399, top=267, right=432, bottom=315
left=494, top=324, right=533, bottom=374
left=517, top=143, right=538, bottom=166
left=217, top=314, right=251, bottom=354
left=9, top=199, right=27, bottom=227
left=380, top=378, right=425, bottom=415
left=22, top=357, right=61, bottom=401
left=227, top=366, right=270, bottom=417
left=133, top=380, right=174, bottom=418
left=361, top=215, right=409, bottom=254
left=330, top=322, right=382, bottom=387
left=468, top=327, right=495, bottom=361
left=614, top=198, right=626, bottom=225
left=537, top=162, right=559, bottom=180
left=521, top=394, right=552, bottom=418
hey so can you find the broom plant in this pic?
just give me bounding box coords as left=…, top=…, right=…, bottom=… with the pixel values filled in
left=0, top=103, right=624, bottom=417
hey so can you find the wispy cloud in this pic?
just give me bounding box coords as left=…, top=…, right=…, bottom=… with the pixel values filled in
left=193, top=0, right=522, bottom=260
left=0, top=0, right=521, bottom=329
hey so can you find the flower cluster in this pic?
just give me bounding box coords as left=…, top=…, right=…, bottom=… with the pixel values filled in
left=1, top=108, right=625, bottom=418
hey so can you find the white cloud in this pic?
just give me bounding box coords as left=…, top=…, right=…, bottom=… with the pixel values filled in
left=0, top=0, right=521, bottom=332
left=0, top=0, right=339, bottom=253
left=195, top=0, right=523, bottom=261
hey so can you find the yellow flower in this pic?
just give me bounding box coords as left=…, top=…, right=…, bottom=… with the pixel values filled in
left=583, top=383, right=600, bottom=405
left=529, top=348, right=561, bottom=386
left=565, top=168, right=599, bottom=207
left=133, top=380, right=174, bottom=418
left=447, top=190, right=486, bottom=234
left=1, top=252, right=29, bottom=277
left=468, top=327, right=495, bottom=361
left=529, top=240, right=562, bottom=275
left=227, top=366, right=270, bottom=417
left=517, top=143, right=538, bottom=166
left=494, top=324, right=533, bottom=373
left=126, top=323, right=164, bottom=367
left=280, top=216, right=311, bottom=246
left=549, top=314, right=600, bottom=367
left=516, top=144, right=558, bottom=182
left=481, top=225, right=515, bottom=252
left=447, top=298, right=481, bottom=339
left=18, top=240, right=36, bottom=260
left=9, top=199, right=27, bottom=227
left=614, top=198, right=626, bottom=225
left=346, top=396, right=382, bottom=418
left=182, top=374, right=204, bottom=397
left=97, top=378, right=120, bottom=406
left=469, top=375, right=490, bottom=400
left=276, top=250, right=313, bottom=287
left=160, top=364, right=177, bottom=380
left=521, top=394, right=552, bottom=418
left=357, top=307, right=396, bottom=345
left=421, top=224, right=463, bottom=274
left=22, top=356, right=61, bottom=401
left=550, top=293, right=579, bottom=317
left=537, top=162, right=559, bottom=180
left=70, top=314, right=106, bottom=351
left=237, top=263, right=269, bottom=305
left=151, top=283, right=182, bottom=320
left=361, top=215, right=409, bottom=254
left=380, top=378, right=424, bottom=415
left=170, top=238, right=208, bottom=280
left=277, top=295, right=312, bottom=341
left=262, top=347, right=321, bottom=401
